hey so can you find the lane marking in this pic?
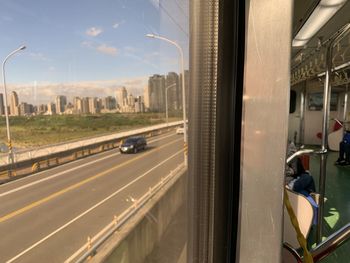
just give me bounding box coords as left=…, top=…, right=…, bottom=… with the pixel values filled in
left=0, top=138, right=182, bottom=224
left=0, top=132, right=177, bottom=197
left=5, top=150, right=184, bottom=263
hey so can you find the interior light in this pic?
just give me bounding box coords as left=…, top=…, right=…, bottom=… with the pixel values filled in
left=292, top=0, right=347, bottom=47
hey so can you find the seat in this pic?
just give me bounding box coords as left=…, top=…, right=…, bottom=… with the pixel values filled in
left=317, top=119, right=343, bottom=151
left=283, top=188, right=314, bottom=249
left=328, top=126, right=343, bottom=151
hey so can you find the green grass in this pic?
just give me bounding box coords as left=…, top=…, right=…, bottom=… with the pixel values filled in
left=0, top=113, right=181, bottom=148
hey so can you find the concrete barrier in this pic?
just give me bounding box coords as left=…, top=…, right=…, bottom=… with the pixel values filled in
left=89, top=168, right=187, bottom=263
left=0, top=121, right=183, bottom=184
left=0, top=121, right=183, bottom=165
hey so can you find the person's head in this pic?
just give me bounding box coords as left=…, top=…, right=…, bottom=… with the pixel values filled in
left=345, top=122, right=350, bottom=133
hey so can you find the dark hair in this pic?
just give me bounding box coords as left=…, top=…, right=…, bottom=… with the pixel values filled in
left=296, top=158, right=306, bottom=175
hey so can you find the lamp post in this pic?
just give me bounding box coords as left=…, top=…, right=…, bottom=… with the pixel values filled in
left=2, top=45, right=26, bottom=169
left=165, top=83, right=177, bottom=126
left=146, top=34, right=188, bottom=166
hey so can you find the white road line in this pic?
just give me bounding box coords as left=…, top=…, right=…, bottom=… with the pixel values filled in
left=0, top=133, right=177, bottom=198
left=5, top=149, right=183, bottom=263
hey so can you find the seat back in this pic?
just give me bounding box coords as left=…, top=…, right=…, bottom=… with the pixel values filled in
left=283, top=188, right=314, bottom=249
left=328, top=127, right=344, bottom=151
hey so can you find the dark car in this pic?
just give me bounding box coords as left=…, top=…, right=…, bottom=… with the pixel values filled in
left=120, top=137, right=147, bottom=154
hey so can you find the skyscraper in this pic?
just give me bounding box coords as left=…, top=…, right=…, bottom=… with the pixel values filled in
left=19, top=102, right=33, bottom=116
left=143, top=86, right=150, bottom=110
left=73, top=97, right=82, bottom=114
left=179, top=69, right=190, bottom=109
left=0, top=93, right=4, bottom=115
left=82, top=97, right=89, bottom=114
left=10, top=91, right=19, bottom=116
left=135, top=96, right=145, bottom=113
left=88, top=97, right=98, bottom=114
left=115, top=87, right=127, bottom=109
left=102, top=96, right=116, bottom=110
left=47, top=102, right=56, bottom=115
left=147, top=74, right=166, bottom=112
left=55, top=95, right=67, bottom=114
left=166, top=72, right=180, bottom=110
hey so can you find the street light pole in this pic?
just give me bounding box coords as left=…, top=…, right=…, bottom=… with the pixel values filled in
left=146, top=34, right=188, bottom=166
left=165, top=83, right=177, bottom=126
left=2, top=45, right=26, bottom=169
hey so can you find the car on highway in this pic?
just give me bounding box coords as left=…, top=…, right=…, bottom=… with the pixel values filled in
left=176, top=126, right=187, bottom=134
left=120, top=137, right=147, bottom=153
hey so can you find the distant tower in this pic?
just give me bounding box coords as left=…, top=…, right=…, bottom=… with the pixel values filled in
left=0, top=93, right=4, bottom=115
left=55, top=95, right=67, bottom=114
left=143, top=86, right=150, bottom=110
left=88, top=97, right=98, bottom=114
left=115, top=87, right=128, bottom=108
left=148, top=74, right=166, bottom=112
left=10, top=91, right=19, bottom=116
left=82, top=97, right=89, bottom=114
left=73, top=97, right=82, bottom=114
left=166, top=72, right=180, bottom=110
left=47, top=102, right=56, bottom=115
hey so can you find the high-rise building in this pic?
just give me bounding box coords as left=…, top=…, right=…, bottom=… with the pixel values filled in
left=73, top=97, right=82, bottom=114
left=47, top=102, right=56, bottom=115
left=38, top=104, right=48, bottom=114
left=147, top=74, right=166, bottom=112
left=0, top=93, right=4, bottom=115
left=88, top=97, right=98, bottom=114
left=19, top=102, right=33, bottom=116
left=179, top=69, right=190, bottom=109
left=143, top=86, right=150, bottom=110
left=82, top=97, right=89, bottom=114
left=128, top=94, right=135, bottom=107
left=10, top=91, right=19, bottom=116
left=102, top=96, right=116, bottom=110
left=166, top=72, right=180, bottom=110
left=55, top=95, right=67, bottom=114
left=135, top=96, right=145, bottom=113
left=115, top=87, right=128, bottom=108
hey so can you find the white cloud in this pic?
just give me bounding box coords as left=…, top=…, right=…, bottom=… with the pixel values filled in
left=112, top=20, right=125, bottom=29
left=86, top=27, right=103, bottom=37
left=97, top=44, right=118, bottom=56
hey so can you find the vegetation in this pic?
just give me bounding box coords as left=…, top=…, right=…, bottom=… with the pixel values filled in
left=0, top=113, right=181, bottom=148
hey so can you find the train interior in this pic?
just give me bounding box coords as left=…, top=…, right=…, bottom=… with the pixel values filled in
left=286, top=0, right=350, bottom=262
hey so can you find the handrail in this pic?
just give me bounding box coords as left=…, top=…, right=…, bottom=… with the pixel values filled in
left=286, top=148, right=327, bottom=165
left=286, top=149, right=315, bottom=164
left=311, top=223, right=350, bottom=262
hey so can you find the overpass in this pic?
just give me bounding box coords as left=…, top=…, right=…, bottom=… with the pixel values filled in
left=0, top=131, right=183, bottom=262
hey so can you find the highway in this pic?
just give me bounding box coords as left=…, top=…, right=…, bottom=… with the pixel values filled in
left=0, top=131, right=184, bottom=263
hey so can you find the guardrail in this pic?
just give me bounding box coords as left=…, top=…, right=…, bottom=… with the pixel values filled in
left=0, top=121, right=183, bottom=183
left=64, top=163, right=185, bottom=263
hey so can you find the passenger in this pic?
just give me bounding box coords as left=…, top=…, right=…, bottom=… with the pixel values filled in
left=335, top=129, right=350, bottom=166
left=285, top=142, right=316, bottom=197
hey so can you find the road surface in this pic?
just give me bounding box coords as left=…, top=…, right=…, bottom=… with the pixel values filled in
left=0, top=132, right=183, bottom=263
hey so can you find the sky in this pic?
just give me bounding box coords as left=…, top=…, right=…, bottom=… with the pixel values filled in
left=0, top=0, right=189, bottom=104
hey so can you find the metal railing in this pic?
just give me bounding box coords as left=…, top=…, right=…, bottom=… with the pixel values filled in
left=312, top=223, right=350, bottom=262
left=0, top=121, right=183, bottom=166
left=0, top=121, right=183, bottom=182
left=65, top=163, right=185, bottom=263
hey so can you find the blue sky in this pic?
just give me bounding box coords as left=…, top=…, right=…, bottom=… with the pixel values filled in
left=0, top=0, right=189, bottom=103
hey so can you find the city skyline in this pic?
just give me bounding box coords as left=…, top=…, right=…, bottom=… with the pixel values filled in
left=0, top=70, right=188, bottom=116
